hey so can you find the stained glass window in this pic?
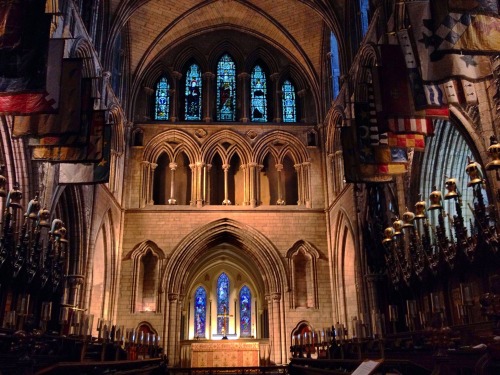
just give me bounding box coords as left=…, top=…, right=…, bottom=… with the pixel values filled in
left=239, top=286, right=252, bottom=337
left=216, top=54, right=236, bottom=121
left=282, top=80, right=296, bottom=122
left=217, top=272, right=230, bottom=335
left=155, top=77, right=170, bottom=120
left=359, top=0, right=369, bottom=37
left=330, top=33, right=340, bottom=99
left=250, top=65, right=267, bottom=122
left=185, top=64, right=202, bottom=121
left=194, top=286, right=207, bottom=338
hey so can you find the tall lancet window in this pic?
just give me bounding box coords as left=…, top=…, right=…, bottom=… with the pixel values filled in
left=217, top=272, right=230, bottom=334
left=359, top=0, right=370, bottom=37
left=194, top=286, right=207, bottom=338
left=216, top=54, right=236, bottom=121
left=250, top=65, right=267, bottom=122
left=282, top=80, right=296, bottom=122
left=330, top=32, right=341, bottom=99
left=185, top=64, right=202, bottom=120
left=155, top=77, right=170, bottom=120
left=239, top=286, right=252, bottom=337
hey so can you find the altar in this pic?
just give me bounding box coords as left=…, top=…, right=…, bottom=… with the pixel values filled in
left=180, top=339, right=270, bottom=367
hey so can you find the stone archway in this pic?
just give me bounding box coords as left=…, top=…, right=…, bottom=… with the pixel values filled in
left=162, top=218, right=288, bottom=365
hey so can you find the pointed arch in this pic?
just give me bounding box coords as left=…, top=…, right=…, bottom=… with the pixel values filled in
left=287, top=240, right=321, bottom=309
left=201, top=130, right=252, bottom=165
left=163, top=218, right=287, bottom=296
left=125, top=240, right=166, bottom=313
left=254, top=130, right=309, bottom=165
left=331, top=209, right=361, bottom=329
left=143, top=129, right=200, bottom=164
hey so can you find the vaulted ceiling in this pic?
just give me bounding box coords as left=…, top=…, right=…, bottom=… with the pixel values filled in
left=106, top=0, right=348, bottom=100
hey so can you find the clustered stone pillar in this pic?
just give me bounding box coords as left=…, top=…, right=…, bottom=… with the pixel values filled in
left=167, top=293, right=180, bottom=364
left=295, top=162, right=312, bottom=207
left=248, top=162, right=259, bottom=207
left=142, top=161, right=157, bottom=206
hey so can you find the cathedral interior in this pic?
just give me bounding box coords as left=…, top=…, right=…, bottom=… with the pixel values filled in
left=0, top=0, right=499, bottom=374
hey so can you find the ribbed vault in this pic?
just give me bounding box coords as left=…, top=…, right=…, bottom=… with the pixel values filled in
left=162, top=218, right=288, bottom=297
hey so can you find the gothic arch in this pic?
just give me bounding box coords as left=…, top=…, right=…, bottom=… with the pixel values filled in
left=85, top=209, right=118, bottom=330
left=172, top=47, right=209, bottom=73
left=201, top=130, right=252, bottom=165
left=254, top=130, right=309, bottom=165
left=330, top=209, right=361, bottom=328
left=324, top=106, right=346, bottom=198
left=208, top=41, right=245, bottom=72
left=244, top=48, right=280, bottom=75
left=162, top=218, right=287, bottom=296
left=71, top=37, right=100, bottom=78
left=286, top=240, right=321, bottom=309
left=143, top=129, right=199, bottom=164
left=124, top=240, right=166, bottom=261
left=125, top=240, right=166, bottom=313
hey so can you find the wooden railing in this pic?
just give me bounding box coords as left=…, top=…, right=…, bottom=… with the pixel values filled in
left=167, top=365, right=288, bottom=375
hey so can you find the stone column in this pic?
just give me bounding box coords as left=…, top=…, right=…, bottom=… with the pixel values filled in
left=189, top=164, right=196, bottom=206
left=241, top=164, right=249, bottom=206
left=270, top=73, right=282, bottom=123
left=168, top=162, right=177, bottom=205
left=222, top=163, right=232, bottom=205
left=205, top=164, right=212, bottom=205
left=270, top=293, right=282, bottom=364
left=303, top=161, right=312, bottom=208
left=167, top=293, right=179, bottom=363
left=170, top=71, right=182, bottom=122
left=294, top=163, right=304, bottom=206
left=202, top=72, right=215, bottom=122
left=248, top=162, right=258, bottom=207
left=275, top=163, right=285, bottom=205
left=143, top=162, right=157, bottom=206
left=196, top=161, right=205, bottom=207
left=238, top=72, right=250, bottom=122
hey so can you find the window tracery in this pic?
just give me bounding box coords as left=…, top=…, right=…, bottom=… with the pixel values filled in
left=155, top=77, right=170, bottom=120
left=216, top=54, right=236, bottom=121
left=194, top=286, right=207, bottom=338
left=217, top=272, right=230, bottom=334
left=239, top=286, right=252, bottom=337
left=250, top=65, right=267, bottom=122
left=282, top=80, right=297, bottom=122
left=185, top=64, right=202, bottom=121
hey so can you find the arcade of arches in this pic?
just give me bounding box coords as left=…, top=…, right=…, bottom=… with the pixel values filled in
left=0, top=0, right=499, bottom=370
